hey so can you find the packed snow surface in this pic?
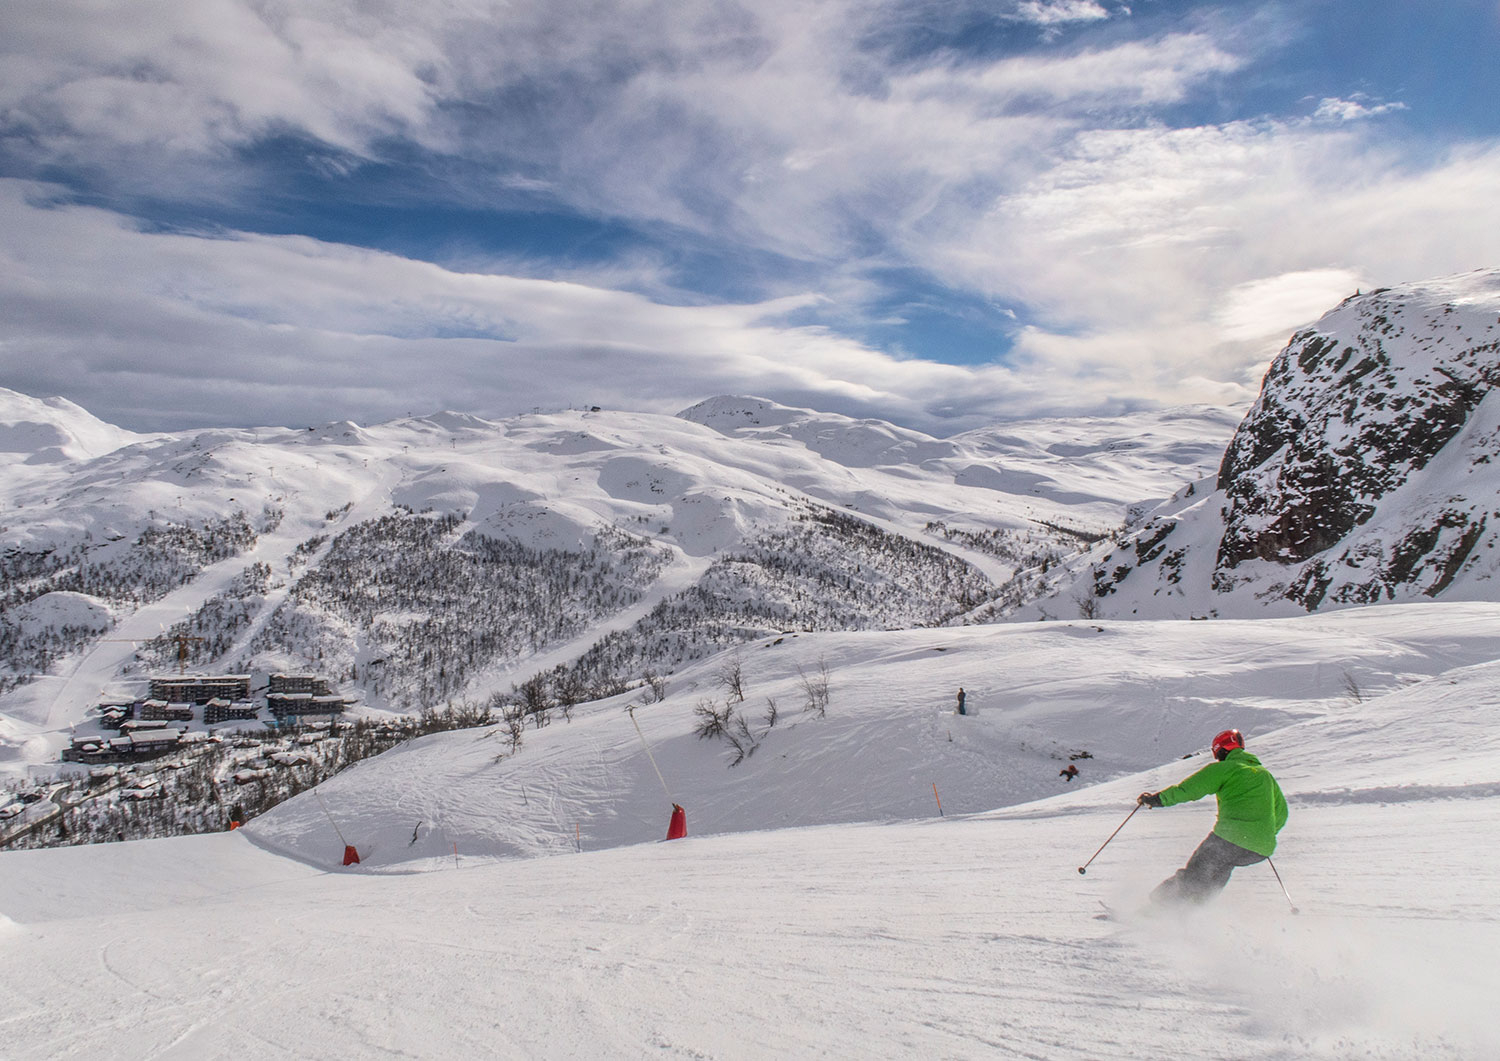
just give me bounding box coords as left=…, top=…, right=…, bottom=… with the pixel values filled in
left=3, top=602, right=1498, bottom=1059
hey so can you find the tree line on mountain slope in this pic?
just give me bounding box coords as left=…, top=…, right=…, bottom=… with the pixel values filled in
left=136, top=562, right=275, bottom=672
left=0, top=514, right=263, bottom=695
left=247, top=513, right=671, bottom=708
left=519, top=505, right=996, bottom=711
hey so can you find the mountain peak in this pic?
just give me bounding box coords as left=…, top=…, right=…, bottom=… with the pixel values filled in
left=0, top=386, right=146, bottom=464
left=676, top=395, right=808, bottom=430
left=1067, top=268, right=1500, bottom=619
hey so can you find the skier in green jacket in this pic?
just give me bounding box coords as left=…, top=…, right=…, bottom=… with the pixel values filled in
left=1137, top=729, right=1288, bottom=904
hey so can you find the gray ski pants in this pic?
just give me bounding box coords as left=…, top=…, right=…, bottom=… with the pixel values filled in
left=1151, top=831, right=1266, bottom=904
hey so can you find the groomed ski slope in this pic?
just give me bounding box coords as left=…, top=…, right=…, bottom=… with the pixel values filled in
left=244, top=602, right=1500, bottom=869
left=2, top=603, right=1498, bottom=1059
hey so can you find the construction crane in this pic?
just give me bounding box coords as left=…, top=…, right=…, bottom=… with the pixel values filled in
left=98, top=633, right=208, bottom=674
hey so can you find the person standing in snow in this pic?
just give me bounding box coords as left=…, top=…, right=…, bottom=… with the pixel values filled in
left=956, top=687, right=966, bottom=715
left=1137, top=729, right=1288, bottom=904
left=1060, top=763, right=1079, bottom=782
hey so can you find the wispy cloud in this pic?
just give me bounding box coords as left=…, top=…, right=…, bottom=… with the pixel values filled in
left=1214, top=269, right=1366, bottom=342
left=0, top=181, right=993, bottom=431
left=1015, top=1, right=1113, bottom=29
left=1312, top=95, right=1409, bottom=123
left=1, top=1, right=1497, bottom=433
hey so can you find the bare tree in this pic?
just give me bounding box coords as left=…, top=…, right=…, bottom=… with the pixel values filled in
left=501, top=702, right=526, bottom=754
left=725, top=712, right=759, bottom=767
left=518, top=675, right=552, bottom=728
left=797, top=656, right=831, bottom=718
left=554, top=671, right=588, bottom=722
left=693, top=699, right=733, bottom=741
left=641, top=670, right=668, bottom=704
left=716, top=650, right=746, bottom=703
left=762, top=696, right=780, bottom=730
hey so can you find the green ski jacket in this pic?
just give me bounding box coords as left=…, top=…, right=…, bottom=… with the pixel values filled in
left=1157, top=749, right=1289, bottom=857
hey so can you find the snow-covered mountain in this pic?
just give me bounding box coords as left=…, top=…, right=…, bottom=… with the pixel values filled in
left=6, top=275, right=1500, bottom=1058
left=0, top=388, right=148, bottom=467
left=0, top=391, right=1237, bottom=771
left=1039, top=269, right=1500, bottom=619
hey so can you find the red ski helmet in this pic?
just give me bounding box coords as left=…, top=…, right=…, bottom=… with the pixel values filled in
left=1211, top=729, right=1245, bottom=760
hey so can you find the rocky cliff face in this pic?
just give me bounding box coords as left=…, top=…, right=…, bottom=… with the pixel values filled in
left=1087, top=269, right=1500, bottom=616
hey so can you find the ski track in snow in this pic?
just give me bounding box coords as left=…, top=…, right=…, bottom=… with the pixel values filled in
left=1, top=798, right=1495, bottom=1060
left=2, top=603, right=1500, bottom=1058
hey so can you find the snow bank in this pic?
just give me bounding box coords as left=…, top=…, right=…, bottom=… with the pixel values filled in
left=244, top=602, right=1500, bottom=871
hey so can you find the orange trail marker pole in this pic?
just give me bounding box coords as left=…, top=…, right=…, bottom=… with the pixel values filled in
left=933, top=782, right=944, bottom=817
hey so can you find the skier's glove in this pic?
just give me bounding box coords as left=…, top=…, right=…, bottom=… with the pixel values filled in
left=1137, top=792, right=1162, bottom=807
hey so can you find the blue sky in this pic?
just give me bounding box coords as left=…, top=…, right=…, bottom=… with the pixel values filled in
left=1, top=0, right=1498, bottom=433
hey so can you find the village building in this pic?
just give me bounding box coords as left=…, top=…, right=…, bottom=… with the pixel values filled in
left=148, top=675, right=252, bottom=704
left=138, top=700, right=195, bottom=723
left=120, top=719, right=170, bottom=733
left=97, top=700, right=137, bottom=724
left=203, top=699, right=260, bottom=725
left=62, top=727, right=185, bottom=764
left=267, top=692, right=350, bottom=721
left=269, top=674, right=333, bottom=697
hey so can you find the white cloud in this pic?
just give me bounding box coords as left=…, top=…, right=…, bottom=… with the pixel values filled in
left=2, top=2, right=1499, bottom=434
left=0, top=181, right=998, bottom=432
left=1015, top=1, right=1112, bottom=27
left=1313, top=96, right=1408, bottom=123
left=0, top=0, right=448, bottom=161
left=1214, top=269, right=1363, bottom=342
left=911, top=119, right=1500, bottom=395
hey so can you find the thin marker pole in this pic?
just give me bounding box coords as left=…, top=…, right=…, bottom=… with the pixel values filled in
left=314, top=788, right=348, bottom=846
left=932, top=782, right=944, bottom=817
left=628, top=707, right=676, bottom=805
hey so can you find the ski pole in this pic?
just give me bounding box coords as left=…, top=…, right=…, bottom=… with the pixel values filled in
left=1267, top=858, right=1299, bottom=914
left=1077, top=803, right=1142, bottom=875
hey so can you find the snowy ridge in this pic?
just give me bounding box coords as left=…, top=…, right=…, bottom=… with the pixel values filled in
left=0, top=388, right=147, bottom=466
left=1044, top=269, right=1500, bottom=619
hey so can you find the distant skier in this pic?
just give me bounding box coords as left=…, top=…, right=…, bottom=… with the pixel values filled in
left=956, top=687, right=966, bottom=715
left=1137, top=729, right=1288, bottom=904
left=1059, top=763, right=1079, bottom=782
